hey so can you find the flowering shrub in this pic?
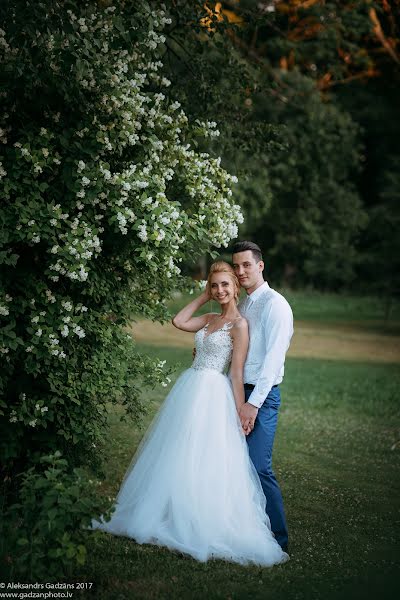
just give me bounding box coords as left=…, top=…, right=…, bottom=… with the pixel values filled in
left=0, top=0, right=242, bottom=574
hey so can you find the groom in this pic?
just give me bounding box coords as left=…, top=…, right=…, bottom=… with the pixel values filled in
left=232, top=241, right=293, bottom=553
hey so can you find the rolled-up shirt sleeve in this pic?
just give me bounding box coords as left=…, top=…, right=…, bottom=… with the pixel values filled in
left=247, top=299, right=293, bottom=409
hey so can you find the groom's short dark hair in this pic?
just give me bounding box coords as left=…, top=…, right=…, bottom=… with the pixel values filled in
left=232, top=241, right=263, bottom=262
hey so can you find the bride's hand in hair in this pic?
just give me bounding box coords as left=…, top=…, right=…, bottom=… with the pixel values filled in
left=172, top=284, right=211, bottom=333
left=200, top=282, right=211, bottom=303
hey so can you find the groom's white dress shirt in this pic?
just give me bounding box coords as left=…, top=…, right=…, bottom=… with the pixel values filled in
left=238, top=281, right=293, bottom=409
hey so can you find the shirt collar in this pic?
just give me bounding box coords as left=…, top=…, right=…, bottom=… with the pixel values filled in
left=247, top=281, right=270, bottom=304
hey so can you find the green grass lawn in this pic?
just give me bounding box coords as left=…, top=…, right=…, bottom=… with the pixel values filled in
left=75, top=344, right=400, bottom=600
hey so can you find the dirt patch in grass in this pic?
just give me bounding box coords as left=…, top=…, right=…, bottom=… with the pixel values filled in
left=128, top=320, right=400, bottom=364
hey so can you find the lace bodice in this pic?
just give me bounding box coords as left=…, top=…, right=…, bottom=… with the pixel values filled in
left=192, top=322, right=233, bottom=374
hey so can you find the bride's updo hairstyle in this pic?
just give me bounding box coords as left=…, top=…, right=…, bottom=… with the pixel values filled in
left=207, top=261, right=240, bottom=301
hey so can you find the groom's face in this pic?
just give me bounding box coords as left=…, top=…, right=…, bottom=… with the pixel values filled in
left=232, top=250, right=264, bottom=291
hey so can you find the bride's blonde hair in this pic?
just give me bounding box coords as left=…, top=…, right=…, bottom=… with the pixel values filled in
left=207, top=261, right=240, bottom=301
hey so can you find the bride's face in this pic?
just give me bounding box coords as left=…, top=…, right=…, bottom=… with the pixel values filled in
left=210, top=272, right=236, bottom=305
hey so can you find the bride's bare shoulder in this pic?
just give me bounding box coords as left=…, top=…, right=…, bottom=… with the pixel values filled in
left=231, top=316, right=248, bottom=333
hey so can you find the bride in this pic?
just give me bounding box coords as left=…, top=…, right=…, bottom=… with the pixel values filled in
left=92, top=261, right=289, bottom=567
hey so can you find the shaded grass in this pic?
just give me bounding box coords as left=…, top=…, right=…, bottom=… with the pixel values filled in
left=75, top=346, right=400, bottom=600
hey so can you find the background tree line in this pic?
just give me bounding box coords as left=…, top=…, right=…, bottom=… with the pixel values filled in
left=164, top=0, right=400, bottom=309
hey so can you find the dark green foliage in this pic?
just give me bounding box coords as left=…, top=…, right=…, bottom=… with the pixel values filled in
left=359, top=154, right=400, bottom=314
left=254, top=72, right=367, bottom=287
left=165, top=1, right=399, bottom=293
left=2, top=452, right=113, bottom=579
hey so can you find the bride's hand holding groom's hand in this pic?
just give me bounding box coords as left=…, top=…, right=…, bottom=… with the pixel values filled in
left=239, top=402, right=258, bottom=436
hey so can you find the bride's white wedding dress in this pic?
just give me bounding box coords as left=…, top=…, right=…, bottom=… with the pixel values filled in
left=92, top=321, right=289, bottom=566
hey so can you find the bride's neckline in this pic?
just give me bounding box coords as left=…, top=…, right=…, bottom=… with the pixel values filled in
left=202, top=317, right=240, bottom=340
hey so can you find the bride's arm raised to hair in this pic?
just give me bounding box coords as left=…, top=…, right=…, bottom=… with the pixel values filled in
left=172, top=288, right=212, bottom=332
left=230, top=318, right=249, bottom=413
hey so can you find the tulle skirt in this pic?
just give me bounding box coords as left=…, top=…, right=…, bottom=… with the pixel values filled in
left=92, top=367, right=289, bottom=567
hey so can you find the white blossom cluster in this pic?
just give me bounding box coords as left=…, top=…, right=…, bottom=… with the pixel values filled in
left=45, top=202, right=102, bottom=282
left=0, top=293, right=12, bottom=317
left=154, top=359, right=171, bottom=388
left=0, top=295, right=13, bottom=358
left=23, top=295, right=88, bottom=360
left=9, top=393, right=50, bottom=427
left=0, top=161, right=7, bottom=178
left=195, top=119, right=221, bottom=138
